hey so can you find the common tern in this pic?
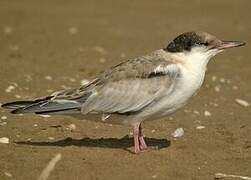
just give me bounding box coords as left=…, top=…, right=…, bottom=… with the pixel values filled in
left=2, top=31, right=245, bottom=153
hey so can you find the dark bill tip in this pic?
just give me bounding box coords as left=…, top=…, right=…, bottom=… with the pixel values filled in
left=218, top=40, right=246, bottom=50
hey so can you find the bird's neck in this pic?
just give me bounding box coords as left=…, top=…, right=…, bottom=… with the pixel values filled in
left=169, top=51, right=211, bottom=75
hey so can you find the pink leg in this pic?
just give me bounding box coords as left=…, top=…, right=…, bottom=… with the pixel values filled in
left=133, top=123, right=148, bottom=153
left=139, top=124, right=148, bottom=150
left=133, top=124, right=141, bottom=154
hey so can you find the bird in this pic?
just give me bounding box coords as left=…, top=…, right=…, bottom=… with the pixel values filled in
left=2, top=31, right=245, bottom=153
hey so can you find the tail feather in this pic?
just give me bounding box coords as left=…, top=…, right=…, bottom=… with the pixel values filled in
left=1, top=101, right=36, bottom=109
left=2, top=99, right=81, bottom=115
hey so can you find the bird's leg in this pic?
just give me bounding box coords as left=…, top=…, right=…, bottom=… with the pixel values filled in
left=133, top=123, right=141, bottom=154
left=139, top=123, right=148, bottom=150
left=133, top=123, right=148, bottom=153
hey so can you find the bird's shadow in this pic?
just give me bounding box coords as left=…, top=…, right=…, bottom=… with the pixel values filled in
left=15, top=135, right=170, bottom=153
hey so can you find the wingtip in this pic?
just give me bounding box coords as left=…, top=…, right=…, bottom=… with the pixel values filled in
left=10, top=108, right=25, bottom=114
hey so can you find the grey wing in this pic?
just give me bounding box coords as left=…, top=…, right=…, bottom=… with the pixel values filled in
left=82, top=76, right=174, bottom=114
left=81, top=51, right=180, bottom=114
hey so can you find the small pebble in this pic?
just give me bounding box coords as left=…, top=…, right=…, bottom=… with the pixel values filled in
left=151, top=129, right=156, bottom=133
left=169, top=117, right=174, bottom=120
left=232, top=86, right=239, bottom=90
left=196, top=126, right=205, bottom=129
left=33, top=124, right=38, bottom=127
left=211, top=76, right=217, bottom=82
left=38, top=114, right=51, bottom=118
left=47, top=89, right=54, bottom=93
left=69, top=78, right=76, bottom=82
left=68, top=27, right=79, bottom=35
left=25, top=74, right=32, bottom=82
left=15, top=94, right=21, bottom=99
left=9, top=44, right=19, bottom=51
left=45, top=76, right=53, bottom=80
left=235, top=98, right=250, bottom=107
left=67, top=124, right=76, bottom=131
left=93, top=46, right=107, bottom=55
left=1, top=116, right=7, bottom=120
left=5, top=85, right=15, bottom=93
left=3, top=26, right=12, bottom=34
left=0, top=137, right=9, bottom=144
left=0, top=122, right=7, bottom=126
left=120, top=53, right=126, bottom=58
left=99, top=58, right=106, bottom=63
left=48, top=137, right=55, bottom=140
left=193, top=110, right=200, bottom=115
left=152, top=175, right=157, bottom=178
left=4, top=172, right=12, bottom=177
left=204, top=111, right=211, bottom=117
left=219, top=78, right=225, bottom=83
left=172, top=128, right=184, bottom=138
left=214, top=85, right=221, bottom=92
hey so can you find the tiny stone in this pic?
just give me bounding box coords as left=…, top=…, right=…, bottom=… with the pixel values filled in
left=169, top=117, right=174, bottom=120
left=196, top=126, right=205, bottom=129
left=33, top=124, right=38, bottom=127
left=0, top=137, right=9, bottom=144
left=3, top=26, right=13, bottom=34
left=172, top=128, right=184, bottom=138
left=99, top=57, right=106, bottom=63
left=93, top=46, right=107, bottom=55
left=9, top=45, right=19, bottom=51
left=193, top=110, right=200, bottom=115
left=47, top=89, right=54, bottom=93
left=151, top=129, right=156, bottom=133
left=204, top=111, right=211, bottom=117
left=0, top=122, right=7, bottom=126
left=68, top=27, right=79, bottom=35
left=15, top=94, right=21, bottom=98
left=184, top=109, right=190, bottom=113
left=38, top=114, right=51, bottom=118
left=214, top=85, right=221, bottom=92
left=219, top=78, right=225, bottom=83
left=48, top=137, right=55, bottom=140
left=235, top=98, right=250, bottom=107
left=232, top=86, right=239, bottom=90
left=25, top=74, right=32, bottom=82
left=120, top=53, right=126, bottom=58
left=152, top=175, right=157, bottom=178
left=67, top=124, right=76, bottom=131
left=1, top=116, right=7, bottom=120
left=211, top=76, right=217, bottom=82
left=45, top=76, right=52, bottom=80
left=4, top=172, right=12, bottom=177
left=5, top=85, right=15, bottom=93
left=69, top=78, right=76, bottom=82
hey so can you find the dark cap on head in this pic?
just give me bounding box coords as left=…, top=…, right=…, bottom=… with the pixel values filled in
left=164, top=31, right=245, bottom=53
left=164, top=32, right=213, bottom=53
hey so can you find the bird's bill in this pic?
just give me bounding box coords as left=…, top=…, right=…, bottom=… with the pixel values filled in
left=217, top=40, right=246, bottom=50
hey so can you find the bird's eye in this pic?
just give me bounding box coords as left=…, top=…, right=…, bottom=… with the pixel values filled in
left=204, top=42, right=209, bottom=46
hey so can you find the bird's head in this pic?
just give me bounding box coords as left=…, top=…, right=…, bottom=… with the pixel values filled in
left=164, top=31, right=245, bottom=64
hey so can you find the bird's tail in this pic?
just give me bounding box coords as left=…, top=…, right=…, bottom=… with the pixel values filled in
left=1, top=98, right=82, bottom=115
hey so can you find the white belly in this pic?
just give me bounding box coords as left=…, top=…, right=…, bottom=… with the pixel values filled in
left=163, top=67, right=205, bottom=112
left=141, top=64, right=207, bottom=120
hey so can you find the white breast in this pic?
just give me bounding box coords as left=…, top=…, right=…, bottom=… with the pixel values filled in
left=147, top=50, right=211, bottom=118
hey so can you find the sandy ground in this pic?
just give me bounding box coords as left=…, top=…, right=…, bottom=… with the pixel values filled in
left=0, top=0, right=250, bottom=179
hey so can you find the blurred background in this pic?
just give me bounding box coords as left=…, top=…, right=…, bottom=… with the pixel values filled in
left=0, top=0, right=250, bottom=180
